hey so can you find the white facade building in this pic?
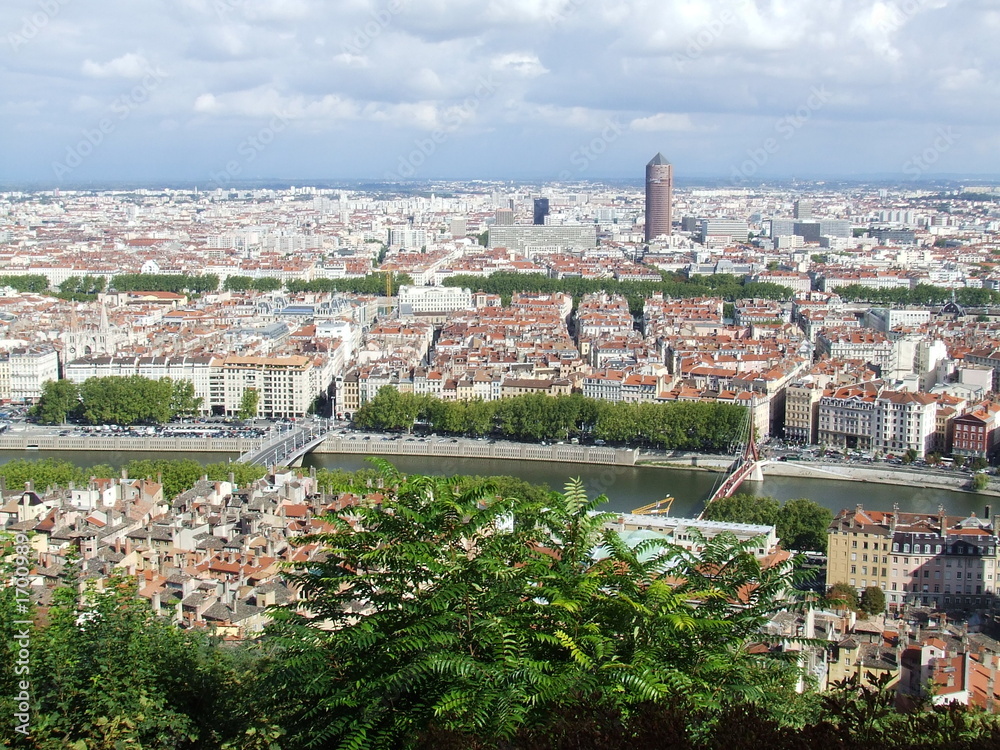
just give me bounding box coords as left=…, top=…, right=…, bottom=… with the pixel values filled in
left=9, top=347, right=59, bottom=403
left=397, top=285, right=473, bottom=315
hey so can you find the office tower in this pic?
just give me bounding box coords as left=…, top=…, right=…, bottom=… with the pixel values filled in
left=645, top=153, right=673, bottom=242
left=533, top=198, right=550, bottom=226
left=494, top=208, right=514, bottom=226
left=793, top=200, right=814, bottom=220
left=449, top=217, right=467, bottom=237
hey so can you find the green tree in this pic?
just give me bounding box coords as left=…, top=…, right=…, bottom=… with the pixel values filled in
left=251, top=277, right=283, bottom=292
left=973, top=472, right=989, bottom=491
left=265, top=462, right=807, bottom=748
left=902, top=448, right=918, bottom=465
left=22, top=576, right=246, bottom=749
left=776, top=498, right=833, bottom=553
left=33, top=379, right=80, bottom=424
left=79, top=375, right=173, bottom=425
left=859, top=586, right=886, bottom=617
left=970, top=456, right=989, bottom=472
left=826, top=581, right=859, bottom=611
left=701, top=492, right=781, bottom=527
left=355, top=385, right=420, bottom=432
left=169, top=378, right=202, bottom=419
left=223, top=275, right=253, bottom=292
left=238, top=388, right=260, bottom=420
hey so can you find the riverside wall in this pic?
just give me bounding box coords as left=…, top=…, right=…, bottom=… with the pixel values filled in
left=311, top=438, right=637, bottom=466
left=0, top=433, right=638, bottom=467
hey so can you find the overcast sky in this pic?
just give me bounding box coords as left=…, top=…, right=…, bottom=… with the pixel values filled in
left=2, top=0, right=997, bottom=186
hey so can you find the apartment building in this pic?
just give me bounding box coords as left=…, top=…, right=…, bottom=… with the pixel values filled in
left=9, top=346, right=59, bottom=403
left=785, top=380, right=823, bottom=443
left=209, top=355, right=328, bottom=418
left=952, top=403, right=1000, bottom=459
left=827, top=505, right=1000, bottom=610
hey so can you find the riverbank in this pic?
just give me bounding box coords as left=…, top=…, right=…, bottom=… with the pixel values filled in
left=638, top=451, right=1000, bottom=497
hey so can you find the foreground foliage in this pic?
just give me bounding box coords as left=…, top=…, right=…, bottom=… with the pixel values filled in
left=263, top=461, right=810, bottom=748
left=2, top=466, right=1000, bottom=749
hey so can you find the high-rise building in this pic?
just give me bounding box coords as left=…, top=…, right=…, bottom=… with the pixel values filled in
left=494, top=208, right=514, bottom=226
left=645, top=153, right=673, bottom=242
left=533, top=198, right=550, bottom=226
left=793, top=200, right=814, bottom=220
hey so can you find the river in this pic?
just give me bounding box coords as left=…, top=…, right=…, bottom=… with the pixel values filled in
left=1, top=449, right=992, bottom=519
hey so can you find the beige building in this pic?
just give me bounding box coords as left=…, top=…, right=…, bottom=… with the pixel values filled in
left=210, top=355, right=324, bottom=418
left=785, top=380, right=823, bottom=443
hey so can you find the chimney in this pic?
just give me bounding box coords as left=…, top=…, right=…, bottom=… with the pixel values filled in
left=121, top=467, right=128, bottom=481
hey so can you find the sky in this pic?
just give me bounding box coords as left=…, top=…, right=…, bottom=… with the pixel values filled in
left=1, top=0, right=998, bottom=186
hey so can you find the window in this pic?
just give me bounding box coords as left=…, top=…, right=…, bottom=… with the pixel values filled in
left=851, top=552, right=857, bottom=561
left=851, top=565, right=857, bottom=574
left=863, top=554, right=868, bottom=562
left=936, top=545, right=942, bottom=554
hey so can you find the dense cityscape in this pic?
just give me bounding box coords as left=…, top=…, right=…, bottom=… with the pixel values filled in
left=4, top=170, right=1000, bottom=743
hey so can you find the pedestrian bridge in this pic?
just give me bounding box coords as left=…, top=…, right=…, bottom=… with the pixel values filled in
left=237, top=421, right=334, bottom=467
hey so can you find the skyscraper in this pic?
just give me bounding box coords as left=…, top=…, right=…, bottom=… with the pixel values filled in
left=533, top=198, right=550, bottom=226
left=645, top=153, right=673, bottom=242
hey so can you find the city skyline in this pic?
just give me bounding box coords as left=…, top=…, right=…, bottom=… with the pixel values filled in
left=2, top=1, right=998, bottom=186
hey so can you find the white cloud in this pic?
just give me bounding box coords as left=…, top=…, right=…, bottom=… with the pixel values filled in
left=82, top=52, right=152, bottom=78
left=490, top=52, right=547, bottom=78
left=193, top=93, right=219, bottom=113
left=630, top=113, right=696, bottom=132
